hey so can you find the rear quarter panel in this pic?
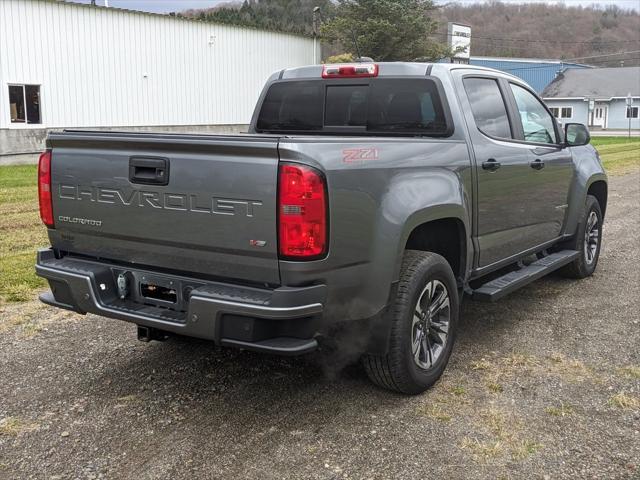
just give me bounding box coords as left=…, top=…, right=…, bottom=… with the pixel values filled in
left=278, top=137, right=473, bottom=322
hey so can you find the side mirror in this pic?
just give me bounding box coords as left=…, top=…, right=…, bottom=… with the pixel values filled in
left=564, top=123, right=590, bottom=147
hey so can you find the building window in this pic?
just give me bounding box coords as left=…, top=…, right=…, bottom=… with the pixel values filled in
left=549, top=106, right=572, bottom=119
left=8, top=84, right=41, bottom=124
left=627, top=106, right=639, bottom=119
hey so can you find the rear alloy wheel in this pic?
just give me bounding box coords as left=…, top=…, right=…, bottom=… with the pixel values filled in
left=559, top=195, right=603, bottom=279
left=411, top=280, right=451, bottom=371
left=363, top=251, right=459, bottom=394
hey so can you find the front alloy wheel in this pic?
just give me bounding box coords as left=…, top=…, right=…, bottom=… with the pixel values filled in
left=559, top=194, right=603, bottom=279
left=583, top=210, right=599, bottom=265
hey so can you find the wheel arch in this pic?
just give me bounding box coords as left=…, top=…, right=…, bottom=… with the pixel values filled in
left=587, top=179, right=608, bottom=219
left=396, top=210, right=469, bottom=284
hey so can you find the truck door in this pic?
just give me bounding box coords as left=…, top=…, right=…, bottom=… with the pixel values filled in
left=506, top=82, right=574, bottom=245
left=455, top=74, right=550, bottom=268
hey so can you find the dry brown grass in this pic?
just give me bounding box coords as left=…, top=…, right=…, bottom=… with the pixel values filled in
left=487, top=381, right=504, bottom=394
left=608, top=393, right=640, bottom=410
left=460, top=408, right=543, bottom=462
left=416, top=382, right=471, bottom=422
left=0, top=417, right=38, bottom=436
left=545, top=403, right=575, bottom=417
left=0, top=301, right=80, bottom=337
left=418, top=403, right=453, bottom=422
left=460, top=437, right=504, bottom=459
left=617, top=365, right=640, bottom=379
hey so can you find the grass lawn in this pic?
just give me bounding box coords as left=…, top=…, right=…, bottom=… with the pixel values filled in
left=1, top=137, right=639, bottom=304
left=0, top=164, right=49, bottom=302
left=591, top=137, right=640, bottom=175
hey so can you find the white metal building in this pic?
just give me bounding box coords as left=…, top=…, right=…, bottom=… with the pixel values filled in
left=0, top=0, right=320, bottom=158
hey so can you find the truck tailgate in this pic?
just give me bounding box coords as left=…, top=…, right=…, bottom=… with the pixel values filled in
left=47, top=131, right=281, bottom=285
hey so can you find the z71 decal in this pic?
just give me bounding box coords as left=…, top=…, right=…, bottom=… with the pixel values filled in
left=342, top=147, right=379, bottom=163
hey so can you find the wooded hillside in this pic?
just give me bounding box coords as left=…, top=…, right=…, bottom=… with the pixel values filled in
left=438, top=2, right=640, bottom=65
left=181, top=1, right=640, bottom=65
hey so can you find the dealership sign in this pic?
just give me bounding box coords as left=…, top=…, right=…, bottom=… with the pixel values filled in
left=448, top=22, right=471, bottom=63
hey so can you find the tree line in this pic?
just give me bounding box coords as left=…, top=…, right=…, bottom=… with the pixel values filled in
left=180, top=1, right=640, bottom=65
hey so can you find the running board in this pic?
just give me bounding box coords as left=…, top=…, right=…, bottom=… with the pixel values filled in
left=472, top=250, right=580, bottom=302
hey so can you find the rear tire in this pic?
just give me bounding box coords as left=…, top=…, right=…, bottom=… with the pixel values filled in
left=363, top=251, right=459, bottom=395
left=559, top=195, right=603, bottom=279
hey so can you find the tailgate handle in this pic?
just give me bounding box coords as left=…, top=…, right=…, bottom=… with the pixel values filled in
left=129, top=157, right=169, bottom=185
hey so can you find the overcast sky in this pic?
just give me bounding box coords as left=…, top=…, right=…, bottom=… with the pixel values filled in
left=72, top=0, right=640, bottom=14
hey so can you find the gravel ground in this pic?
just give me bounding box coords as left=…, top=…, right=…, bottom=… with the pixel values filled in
left=1, top=172, right=639, bottom=480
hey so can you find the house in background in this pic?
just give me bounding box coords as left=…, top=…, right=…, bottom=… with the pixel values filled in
left=542, top=67, right=640, bottom=130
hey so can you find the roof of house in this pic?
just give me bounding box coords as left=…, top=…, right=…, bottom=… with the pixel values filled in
left=542, top=67, right=640, bottom=99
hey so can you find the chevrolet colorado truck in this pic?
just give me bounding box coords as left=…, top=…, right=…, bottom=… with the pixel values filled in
left=36, top=63, right=607, bottom=394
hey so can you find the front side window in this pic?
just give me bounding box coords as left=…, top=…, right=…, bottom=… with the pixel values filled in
left=510, top=83, right=557, bottom=144
left=9, top=84, right=41, bottom=124
left=627, top=106, right=639, bottom=119
left=463, top=77, right=512, bottom=139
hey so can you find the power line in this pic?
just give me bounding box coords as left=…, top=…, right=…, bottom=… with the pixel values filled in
left=502, top=56, right=640, bottom=72
left=433, top=31, right=640, bottom=45
left=563, top=49, right=640, bottom=60
left=499, top=49, right=640, bottom=71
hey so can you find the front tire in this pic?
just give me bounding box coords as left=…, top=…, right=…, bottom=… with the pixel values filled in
left=559, top=195, right=603, bottom=279
left=363, top=251, right=459, bottom=394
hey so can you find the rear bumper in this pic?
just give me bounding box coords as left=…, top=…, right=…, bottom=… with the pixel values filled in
left=36, top=249, right=325, bottom=355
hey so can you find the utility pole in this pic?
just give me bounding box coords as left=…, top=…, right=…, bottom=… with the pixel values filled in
left=312, top=7, right=321, bottom=64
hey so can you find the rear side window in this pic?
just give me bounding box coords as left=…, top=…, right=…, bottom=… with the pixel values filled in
left=463, top=78, right=512, bottom=139
left=256, top=78, right=450, bottom=136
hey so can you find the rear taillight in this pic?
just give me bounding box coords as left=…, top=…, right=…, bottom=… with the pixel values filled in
left=278, top=163, right=327, bottom=259
left=322, top=63, right=378, bottom=78
left=38, top=150, right=54, bottom=227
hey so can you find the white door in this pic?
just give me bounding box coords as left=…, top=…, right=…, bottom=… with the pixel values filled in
left=591, top=104, right=608, bottom=128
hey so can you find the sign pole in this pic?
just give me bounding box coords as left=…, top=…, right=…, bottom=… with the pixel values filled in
left=627, top=93, right=633, bottom=139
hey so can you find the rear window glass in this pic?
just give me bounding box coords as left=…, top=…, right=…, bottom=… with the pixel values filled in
left=256, top=78, right=450, bottom=136
left=256, top=81, right=323, bottom=131
left=325, top=85, right=368, bottom=126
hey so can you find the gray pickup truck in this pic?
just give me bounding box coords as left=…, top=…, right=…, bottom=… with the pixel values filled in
left=36, top=62, right=607, bottom=394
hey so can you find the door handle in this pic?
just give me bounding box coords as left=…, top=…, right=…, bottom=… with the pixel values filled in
left=530, top=159, right=545, bottom=170
left=129, top=157, right=169, bottom=185
left=482, top=158, right=501, bottom=172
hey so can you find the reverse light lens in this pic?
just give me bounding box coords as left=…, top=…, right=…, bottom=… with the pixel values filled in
left=38, top=150, right=54, bottom=227
left=322, top=63, right=378, bottom=78
left=278, top=163, right=327, bottom=259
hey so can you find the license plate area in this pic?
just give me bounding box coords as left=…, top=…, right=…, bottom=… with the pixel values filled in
left=141, top=283, right=177, bottom=304
left=110, top=269, right=203, bottom=313
left=134, top=273, right=185, bottom=310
